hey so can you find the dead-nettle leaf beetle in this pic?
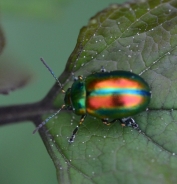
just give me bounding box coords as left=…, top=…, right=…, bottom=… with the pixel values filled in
left=33, top=58, right=151, bottom=142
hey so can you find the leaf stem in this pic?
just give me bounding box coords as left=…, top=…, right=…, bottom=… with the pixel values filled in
left=0, top=102, right=53, bottom=126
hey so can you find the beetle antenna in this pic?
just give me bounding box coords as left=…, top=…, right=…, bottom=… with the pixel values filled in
left=40, top=57, right=65, bottom=92
left=33, top=105, right=66, bottom=134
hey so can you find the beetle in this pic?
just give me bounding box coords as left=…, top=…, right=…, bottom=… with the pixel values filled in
left=33, top=58, right=151, bottom=143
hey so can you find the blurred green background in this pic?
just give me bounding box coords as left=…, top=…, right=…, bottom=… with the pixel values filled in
left=0, top=0, right=124, bottom=183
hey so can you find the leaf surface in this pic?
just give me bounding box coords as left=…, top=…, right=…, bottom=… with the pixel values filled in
left=40, top=0, right=177, bottom=183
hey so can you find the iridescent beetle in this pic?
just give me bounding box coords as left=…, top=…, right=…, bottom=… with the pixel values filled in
left=33, top=58, right=151, bottom=142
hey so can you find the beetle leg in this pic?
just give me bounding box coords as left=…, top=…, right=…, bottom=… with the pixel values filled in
left=119, top=117, right=138, bottom=129
left=102, top=118, right=138, bottom=129
left=102, top=119, right=117, bottom=125
left=69, top=114, right=87, bottom=143
left=100, top=66, right=106, bottom=72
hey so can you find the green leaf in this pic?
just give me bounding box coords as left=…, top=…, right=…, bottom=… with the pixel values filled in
left=39, top=0, right=177, bottom=183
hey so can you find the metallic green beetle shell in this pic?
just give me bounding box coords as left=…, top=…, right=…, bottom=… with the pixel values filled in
left=70, top=80, right=86, bottom=115
left=85, top=71, right=151, bottom=119
left=65, top=71, right=151, bottom=119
